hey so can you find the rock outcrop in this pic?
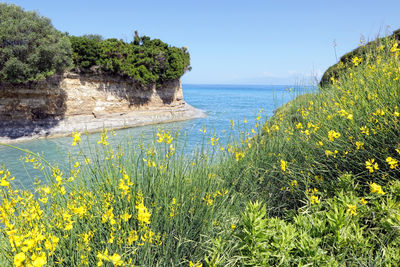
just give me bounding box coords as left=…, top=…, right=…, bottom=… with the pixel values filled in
left=0, top=72, right=204, bottom=143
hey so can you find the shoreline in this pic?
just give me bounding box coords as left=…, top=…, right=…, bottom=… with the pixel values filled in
left=0, top=103, right=205, bottom=144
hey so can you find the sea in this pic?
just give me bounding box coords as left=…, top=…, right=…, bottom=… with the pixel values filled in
left=0, top=84, right=313, bottom=187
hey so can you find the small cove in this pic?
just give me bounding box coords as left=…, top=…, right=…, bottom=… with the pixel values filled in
left=0, top=84, right=312, bottom=187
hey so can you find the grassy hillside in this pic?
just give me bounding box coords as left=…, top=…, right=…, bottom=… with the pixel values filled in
left=319, top=28, right=400, bottom=87
left=1, top=34, right=400, bottom=266
left=205, top=35, right=400, bottom=266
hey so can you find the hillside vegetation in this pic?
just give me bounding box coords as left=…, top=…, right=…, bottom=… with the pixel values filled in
left=1, top=11, right=400, bottom=266
left=320, top=28, right=400, bottom=87
left=0, top=4, right=190, bottom=86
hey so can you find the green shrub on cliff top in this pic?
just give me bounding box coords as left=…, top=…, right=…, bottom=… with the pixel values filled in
left=69, top=34, right=191, bottom=86
left=0, top=3, right=190, bottom=86
left=0, top=3, right=72, bottom=83
left=69, top=36, right=101, bottom=69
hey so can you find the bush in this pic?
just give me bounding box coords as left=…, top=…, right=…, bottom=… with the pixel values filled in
left=70, top=34, right=191, bottom=86
left=0, top=3, right=72, bottom=83
left=206, top=176, right=400, bottom=266
left=69, top=36, right=101, bottom=69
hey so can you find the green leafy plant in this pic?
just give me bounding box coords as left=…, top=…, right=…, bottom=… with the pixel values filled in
left=0, top=3, right=72, bottom=83
left=69, top=34, right=191, bottom=87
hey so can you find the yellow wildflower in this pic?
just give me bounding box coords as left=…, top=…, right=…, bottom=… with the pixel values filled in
left=365, top=159, right=379, bottom=173
left=360, top=126, right=370, bottom=135
left=0, top=178, right=9, bottom=187
left=189, top=261, right=203, bottom=267
left=235, top=151, right=244, bottom=161
left=369, top=182, right=385, bottom=195
left=120, top=212, right=132, bottom=222
left=14, top=252, right=26, bottom=267
left=135, top=203, right=151, bottom=225
left=386, top=157, right=398, bottom=169
left=64, top=220, right=74, bottom=231
left=280, top=160, right=287, bottom=172
left=296, top=122, right=303, bottom=129
left=346, top=204, right=357, bottom=216
left=97, top=249, right=123, bottom=266
left=98, top=130, right=109, bottom=146
left=128, top=230, right=139, bottom=244
left=352, top=56, right=362, bottom=66
left=390, top=42, right=400, bottom=52
left=31, top=252, right=47, bottom=267
left=355, top=141, right=364, bottom=150
left=203, top=193, right=214, bottom=206
left=310, top=195, right=319, bottom=204
left=71, top=131, right=81, bottom=146
left=108, top=232, right=114, bottom=243
left=325, top=150, right=333, bottom=157
left=360, top=198, right=368, bottom=205
left=328, top=130, right=340, bottom=141
left=102, top=207, right=116, bottom=225
left=45, top=234, right=59, bottom=254
left=210, top=136, right=219, bottom=146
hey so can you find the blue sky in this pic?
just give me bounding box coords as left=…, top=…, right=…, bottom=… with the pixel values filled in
left=3, top=0, right=400, bottom=84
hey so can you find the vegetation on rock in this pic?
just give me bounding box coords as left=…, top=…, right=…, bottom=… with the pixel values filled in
left=0, top=4, right=191, bottom=86
left=0, top=3, right=72, bottom=83
left=69, top=33, right=191, bottom=86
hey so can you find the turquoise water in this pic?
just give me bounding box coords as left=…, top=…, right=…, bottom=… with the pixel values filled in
left=0, top=84, right=311, bottom=187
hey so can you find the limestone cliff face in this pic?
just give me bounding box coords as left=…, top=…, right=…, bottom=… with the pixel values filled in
left=0, top=72, right=202, bottom=142
left=0, top=72, right=185, bottom=121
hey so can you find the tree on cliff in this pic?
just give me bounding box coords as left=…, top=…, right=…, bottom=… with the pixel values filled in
left=70, top=33, right=191, bottom=86
left=0, top=3, right=72, bottom=83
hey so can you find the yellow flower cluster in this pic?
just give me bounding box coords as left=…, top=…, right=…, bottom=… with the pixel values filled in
left=157, top=129, right=173, bottom=144
left=98, top=129, right=110, bottom=146
left=202, top=189, right=228, bottom=206
left=306, top=188, right=319, bottom=205
left=280, top=159, right=287, bottom=172
left=97, top=249, right=123, bottom=266
left=328, top=130, right=341, bottom=141
left=346, top=204, right=357, bottom=216
left=72, top=131, right=81, bottom=146
left=189, top=260, right=203, bottom=267
left=386, top=157, right=398, bottom=169
left=365, top=159, right=379, bottom=173
left=369, top=182, right=385, bottom=195
left=135, top=192, right=151, bottom=225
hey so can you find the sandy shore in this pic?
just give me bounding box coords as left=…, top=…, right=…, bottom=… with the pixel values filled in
left=0, top=103, right=205, bottom=144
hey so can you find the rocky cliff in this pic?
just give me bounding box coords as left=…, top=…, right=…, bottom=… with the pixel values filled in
left=0, top=72, right=203, bottom=142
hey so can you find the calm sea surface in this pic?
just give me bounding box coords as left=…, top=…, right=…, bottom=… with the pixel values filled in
left=0, top=84, right=312, bottom=186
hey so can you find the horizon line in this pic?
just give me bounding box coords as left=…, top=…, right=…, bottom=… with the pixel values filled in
left=182, top=83, right=316, bottom=87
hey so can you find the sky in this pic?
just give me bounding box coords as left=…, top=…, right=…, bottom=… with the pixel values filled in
left=2, top=0, right=400, bottom=85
